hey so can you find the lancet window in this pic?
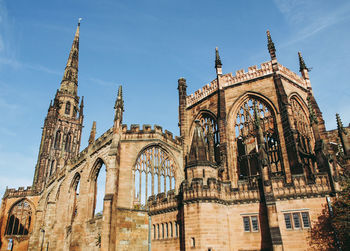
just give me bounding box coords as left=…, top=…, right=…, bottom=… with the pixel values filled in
left=290, top=97, right=315, bottom=175
left=54, top=130, right=61, bottom=149
left=197, top=112, right=220, bottom=162
left=234, top=97, right=283, bottom=181
left=6, top=200, right=32, bottom=236
left=133, top=145, right=176, bottom=207
left=65, top=101, right=71, bottom=115
left=71, top=174, right=80, bottom=222
left=65, top=133, right=72, bottom=152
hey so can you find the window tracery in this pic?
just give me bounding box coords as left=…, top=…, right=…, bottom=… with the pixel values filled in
left=6, top=200, right=32, bottom=236
left=133, top=145, right=176, bottom=207
left=197, top=112, right=220, bottom=162
left=290, top=97, right=315, bottom=175
left=234, top=97, right=283, bottom=181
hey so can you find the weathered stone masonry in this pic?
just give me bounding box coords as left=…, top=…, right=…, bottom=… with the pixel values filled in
left=0, top=24, right=350, bottom=251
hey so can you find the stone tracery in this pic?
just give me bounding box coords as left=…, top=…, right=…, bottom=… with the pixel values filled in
left=234, top=97, right=283, bottom=180
left=133, top=145, right=176, bottom=206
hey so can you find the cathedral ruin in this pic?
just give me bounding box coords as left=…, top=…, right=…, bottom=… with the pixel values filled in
left=0, top=22, right=349, bottom=251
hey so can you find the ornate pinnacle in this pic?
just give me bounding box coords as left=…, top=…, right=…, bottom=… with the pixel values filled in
left=266, top=30, right=276, bottom=59
left=215, top=47, right=222, bottom=68
left=89, top=121, right=96, bottom=145
left=298, top=52, right=308, bottom=72
left=336, top=113, right=346, bottom=135
left=307, top=96, right=317, bottom=125
left=114, top=85, right=124, bottom=122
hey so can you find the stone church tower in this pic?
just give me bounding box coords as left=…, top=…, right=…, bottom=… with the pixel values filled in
left=32, top=22, right=84, bottom=192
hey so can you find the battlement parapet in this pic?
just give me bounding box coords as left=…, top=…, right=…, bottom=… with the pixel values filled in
left=185, top=62, right=308, bottom=108
left=186, top=79, right=218, bottom=107
left=272, top=173, right=331, bottom=200
left=148, top=190, right=178, bottom=214
left=3, top=186, right=35, bottom=198
left=121, top=124, right=181, bottom=145
left=278, top=63, right=307, bottom=88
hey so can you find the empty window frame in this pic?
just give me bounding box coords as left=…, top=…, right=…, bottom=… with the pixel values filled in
left=6, top=200, right=32, bottom=235
left=284, top=212, right=310, bottom=230
left=133, top=145, right=176, bottom=207
left=242, top=215, right=259, bottom=232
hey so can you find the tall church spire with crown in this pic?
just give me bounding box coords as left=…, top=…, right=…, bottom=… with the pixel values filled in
left=32, top=20, right=84, bottom=192
left=60, top=20, right=80, bottom=96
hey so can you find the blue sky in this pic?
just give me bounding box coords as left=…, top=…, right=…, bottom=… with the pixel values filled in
left=0, top=0, right=350, bottom=197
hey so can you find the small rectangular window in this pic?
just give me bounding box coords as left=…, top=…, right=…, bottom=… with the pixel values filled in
left=191, top=237, right=195, bottom=247
left=251, top=216, right=259, bottom=231
left=243, top=216, right=250, bottom=232
left=293, top=213, right=301, bottom=229
left=284, top=213, right=292, bottom=229
left=301, top=212, right=310, bottom=228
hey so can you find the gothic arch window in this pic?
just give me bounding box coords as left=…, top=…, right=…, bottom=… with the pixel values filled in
left=91, top=159, right=106, bottom=217
left=290, top=97, right=315, bottom=175
left=196, top=112, right=220, bottom=162
left=133, top=145, right=176, bottom=208
left=65, top=101, right=71, bottom=115
left=234, top=97, right=283, bottom=181
left=6, top=200, right=32, bottom=236
left=54, top=130, right=61, bottom=149
left=65, top=133, right=72, bottom=152
left=71, top=174, right=80, bottom=222
left=49, top=160, right=55, bottom=176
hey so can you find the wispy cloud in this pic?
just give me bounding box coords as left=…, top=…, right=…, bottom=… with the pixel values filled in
left=274, top=0, right=350, bottom=46
left=87, top=77, right=116, bottom=87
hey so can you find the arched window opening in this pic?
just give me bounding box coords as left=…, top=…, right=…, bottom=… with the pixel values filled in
left=290, top=98, right=315, bottom=175
left=6, top=200, right=32, bottom=236
left=93, top=162, right=106, bottom=217
left=49, top=160, right=55, bottom=176
left=71, top=175, right=80, bottom=222
left=197, top=113, right=220, bottom=162
left=54, top=130, right=61, bottom=149
left=133, top=145, right=176, bottom=208
left=65, top=133, right=72, bottom=152
left=234, top=98, right=283, bottom=183
left=65, top=101, right=71, bottom=115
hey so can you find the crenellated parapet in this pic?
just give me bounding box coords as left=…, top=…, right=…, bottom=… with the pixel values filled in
left=277, top=63, right=307, bottom=88
left=271, top=173, right=332, bottom=200
left=3, top=186, right=36, bottom=199
left=121, top=124, right=182, bottom=146
left=148, top=190, right=178, bottom=215
left=185, top=61, right=309, bottom=108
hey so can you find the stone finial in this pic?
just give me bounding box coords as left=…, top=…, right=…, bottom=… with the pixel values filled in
left=79, top=96, right=84, bottom=119
left=178, top=77, right=187, bottom=87
left=89, top=121, right=96, bottom=145
left=298, top=52, right=308, bottom=72
left=266, top=30, right=276, bottom=60
left=336, top=113, right=345, bottom=133
left=114, top=85, right=124, bottom=122
left=188, top=120, right=208, bottom=163
left=307, top=96, right=317, bottom=125
left=215, top=47, right=223, bottom=75
left=215, top=47, right=222, bottom=68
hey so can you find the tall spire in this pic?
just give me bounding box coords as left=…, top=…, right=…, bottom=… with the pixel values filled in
left=215, top=47, right=222, bottom=75
left=114, top=85, right=124, bottom=122
left=60, top=20, right=81, bottom=95
left=266, top=30, right=276, bottom=60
